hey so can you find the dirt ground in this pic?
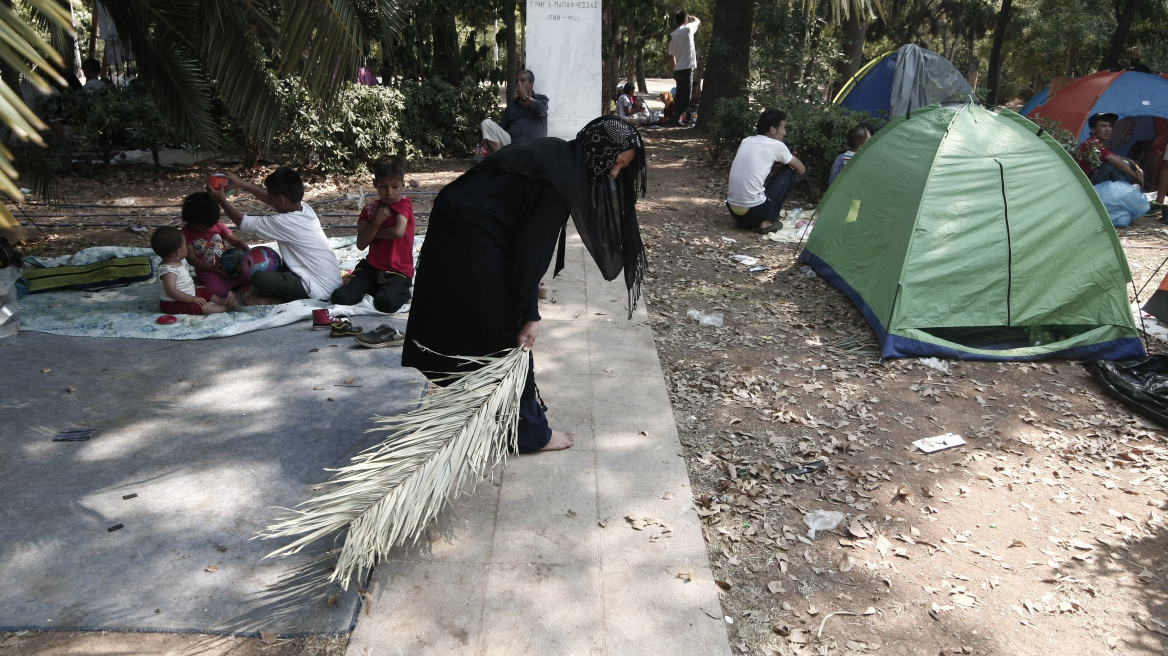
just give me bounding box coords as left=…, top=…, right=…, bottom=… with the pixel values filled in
left=5, top=128, right=1168, bottom=656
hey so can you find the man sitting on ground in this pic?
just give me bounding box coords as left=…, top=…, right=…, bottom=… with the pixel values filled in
left=207, top=167, right=342, bottom=306
left=828, top=124, right=871, bottom=185
left=479, top=69, right=549, bottom=157
left=726, top=109, right=806, bottom=234
left=1075, top=112, right=1144, bottom=186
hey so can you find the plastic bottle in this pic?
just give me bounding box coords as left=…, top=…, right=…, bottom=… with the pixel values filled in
left=786, top=208, right=802, bottom=226
left=0, top=266, right=21, bottom=347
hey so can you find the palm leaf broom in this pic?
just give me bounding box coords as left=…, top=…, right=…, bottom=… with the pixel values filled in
left=259, top=346, right=529, bottom=588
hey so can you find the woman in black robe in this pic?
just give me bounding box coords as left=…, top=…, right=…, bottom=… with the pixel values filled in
left=402, top=116, right=647, bottom=453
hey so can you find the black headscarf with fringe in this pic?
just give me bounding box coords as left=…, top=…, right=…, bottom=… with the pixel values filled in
left=469, top=116, right=647, bottom=318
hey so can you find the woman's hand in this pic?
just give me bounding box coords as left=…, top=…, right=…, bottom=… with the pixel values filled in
left=517, top=320, right=540, bottom=351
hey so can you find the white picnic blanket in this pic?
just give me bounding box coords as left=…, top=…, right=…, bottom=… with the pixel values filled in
left=16, top=236, right=418, bottom=340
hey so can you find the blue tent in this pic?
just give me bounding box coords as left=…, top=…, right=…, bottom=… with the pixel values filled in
left=833, top=51, right=899, bottom=117
left=833, top=44, right=975, bottom=119
left=1020, top=87, right=1048, bottom=117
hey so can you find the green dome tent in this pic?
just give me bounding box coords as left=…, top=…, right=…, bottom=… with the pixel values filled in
left=799, top=103, right=1144, bottom=361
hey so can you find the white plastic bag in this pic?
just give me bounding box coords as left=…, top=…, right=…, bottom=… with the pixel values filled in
left=687, top=308, right=724, bottom=327
left=1094, top=181, right=1150, bottom=228
left=803, top=509, right=844, bottom=539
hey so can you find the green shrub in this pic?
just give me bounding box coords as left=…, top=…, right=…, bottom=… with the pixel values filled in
left=276, top=78, right=499, bottom=174
left=279, top=82, right=408, bottom=175
left=706, top=96, right=757, bottom=163
left=53, top=85, right=182, bottom=166
left=398, top=77, right=500, bottom=156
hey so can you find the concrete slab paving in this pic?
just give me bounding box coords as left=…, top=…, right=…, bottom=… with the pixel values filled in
left=345, top=232, right=730, bottom=655
left=0, top=318, right=423, bottom=636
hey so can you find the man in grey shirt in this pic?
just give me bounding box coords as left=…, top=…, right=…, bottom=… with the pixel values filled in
left=480, top=69, right=549, bottom=156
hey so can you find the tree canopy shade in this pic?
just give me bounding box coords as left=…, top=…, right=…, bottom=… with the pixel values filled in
left=96, top=0, right=398, bottom=151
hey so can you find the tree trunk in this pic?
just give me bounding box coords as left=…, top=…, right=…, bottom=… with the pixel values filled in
left=636, top=48, right=647, bottom=94
left=504, top=0, right=517, bottom=100
left=601, top=5, right=621, bottom=112
left=696, top=0, right=754, bottom=133
left=834, top=11, right=868, bottom=91
left=1101, top=0, right=1140, bottom=70
left=87, top=0, right=97, bottom=60
left=432, top=9, right=462, bottom=85
left=985, top=0, right=1012, bottom=105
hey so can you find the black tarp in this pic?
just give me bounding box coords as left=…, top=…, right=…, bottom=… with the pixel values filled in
left=1083, top=356, right=1168, bottom=428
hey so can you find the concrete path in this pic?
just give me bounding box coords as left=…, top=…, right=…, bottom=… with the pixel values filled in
left=345, top=231, right=731, bottom=655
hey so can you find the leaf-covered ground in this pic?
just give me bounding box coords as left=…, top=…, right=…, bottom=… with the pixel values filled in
left=639, top=128, right=1168, bottom=656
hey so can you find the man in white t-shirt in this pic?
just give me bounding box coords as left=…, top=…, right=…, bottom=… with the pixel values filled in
left=667, top=11, right=700, bottom=126
left=726, top=109, right=806, bottom=233
left=208, top=167, right=342, bottom=305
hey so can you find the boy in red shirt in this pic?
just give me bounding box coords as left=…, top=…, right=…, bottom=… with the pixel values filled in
left=331, top=155, right=414, bottom=321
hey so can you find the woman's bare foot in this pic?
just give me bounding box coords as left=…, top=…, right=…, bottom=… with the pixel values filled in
left=539, top=430, right=575, bottom=451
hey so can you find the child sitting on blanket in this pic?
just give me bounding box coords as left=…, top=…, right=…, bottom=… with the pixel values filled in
left=329, top=155, right=414, bottom=313
left=151, top=226, right=239, bottom=315
left=180, top=191, right=249, bottom=298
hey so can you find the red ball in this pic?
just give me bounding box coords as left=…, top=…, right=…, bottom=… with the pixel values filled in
left=208, top=174, right=230, bottom=191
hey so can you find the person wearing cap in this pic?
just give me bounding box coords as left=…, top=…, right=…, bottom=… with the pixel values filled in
left=1076, top=112, right=1145, bottom=186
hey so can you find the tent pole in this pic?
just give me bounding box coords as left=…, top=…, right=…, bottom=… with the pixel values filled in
left=1130, top=249, right=1168, bottom=354
left=1132, top=277, right=1152, bottom=355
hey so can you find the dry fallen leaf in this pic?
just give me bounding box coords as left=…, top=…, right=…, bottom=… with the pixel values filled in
left=205, top=565, right=218, bottom=572
left=848, top=519, right=869, bottom=539
left=876, top=534, right=892, bottom=558
left=326, top=594, right=338, bottom=608
left=1008, top=539, right=1027, bottom=548
left=806, top=605, right=820, bottom=616
left=40, top=367, right=50, bottom=373
left=715, top=579, right=732, bottom=591
left=313, top=386, right=324, bottom=390
left=344, top=377, right=355, bottom=384
left=260, top=631, right=277, bottom=644
left=838, top=554, right=854, bottom=572
left=677, top=570, right=694, bottom=582
left=66, top=385, right=75, bottom=393
left=767, top=580, right=785, bottom=594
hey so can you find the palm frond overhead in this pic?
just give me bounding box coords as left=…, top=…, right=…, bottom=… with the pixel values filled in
left=260, top=347, right=530, bottom=588
left=96, top=0, right=391, bottom=151
left=0, top=0, right=70, bottom=231
left=277, top=0, right=366, bottom=101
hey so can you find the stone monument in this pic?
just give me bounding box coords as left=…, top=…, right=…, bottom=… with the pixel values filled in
left=525, top=0, right=601, bottom=139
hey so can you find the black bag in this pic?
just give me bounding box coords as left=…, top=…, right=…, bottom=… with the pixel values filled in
left=1083, top=357, right=1168, bottom=428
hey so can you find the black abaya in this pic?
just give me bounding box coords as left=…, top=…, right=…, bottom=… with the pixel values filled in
left=402, top=168, right=569, bottom=451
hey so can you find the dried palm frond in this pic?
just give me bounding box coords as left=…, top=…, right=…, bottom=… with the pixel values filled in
left=259, top=346, right=529, bottom=588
